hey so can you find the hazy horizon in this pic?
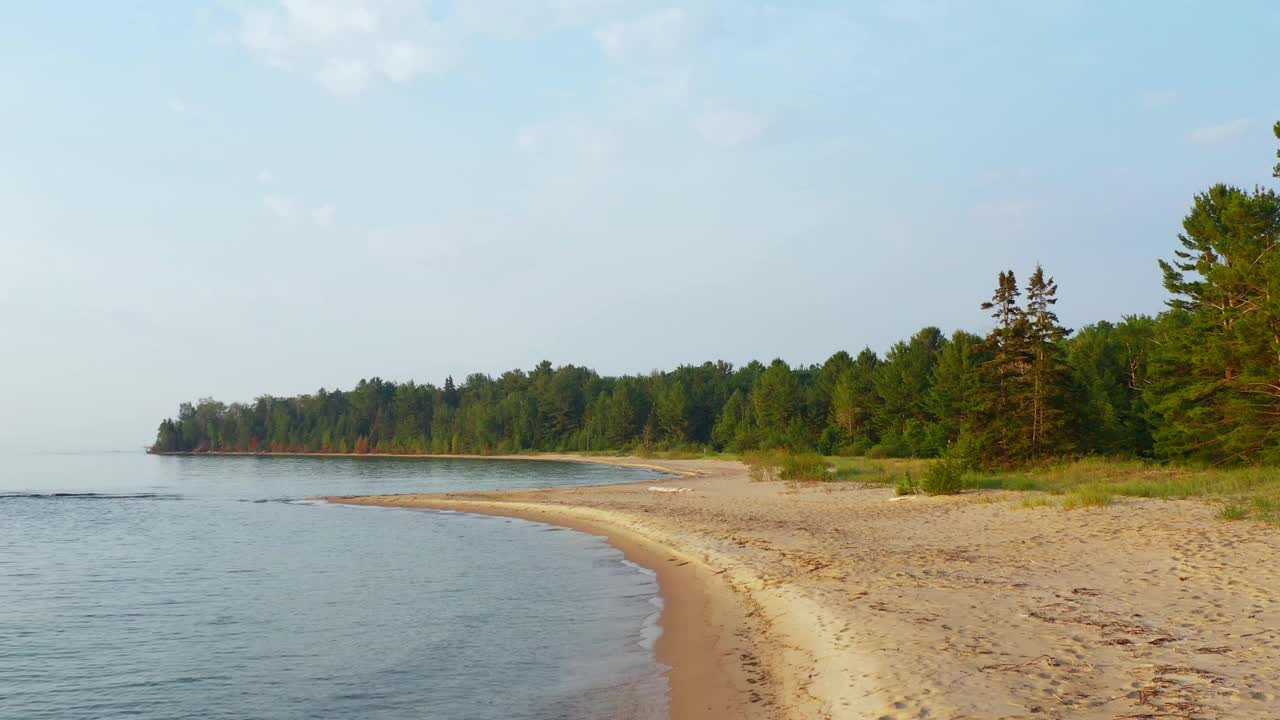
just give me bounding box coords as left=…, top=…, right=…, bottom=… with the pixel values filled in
left=2, top=1, right=1278, bottom=451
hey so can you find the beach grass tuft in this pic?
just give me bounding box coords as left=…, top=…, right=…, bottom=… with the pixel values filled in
left=743, top=451, right=1279, bottom=520
left=942, top=457, right=1280, bottom=519
left=1061, top=485, right=1115, bottom=510
left=1217, top=502, right=1251, bottom=521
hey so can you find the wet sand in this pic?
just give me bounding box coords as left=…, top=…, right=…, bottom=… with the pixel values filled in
left=324, top=455, right=1280, bottom=719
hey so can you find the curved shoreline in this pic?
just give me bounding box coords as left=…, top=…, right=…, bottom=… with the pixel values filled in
left=269, top=452, right=1280, bottom=719
left=326, top=493, right=755, bottom=719
left=308, top=454, right=842, bottom=717
left=308, top=453, right=763, bottom=718
left=165, top=450, right=756, bottom=714
left=150, top=450, right=696, bottom=480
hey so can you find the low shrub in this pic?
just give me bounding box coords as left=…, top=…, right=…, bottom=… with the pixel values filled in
left=779, top=452, right=830, bottom=482
left=838, top=437, right=876, bottom=457
left=895, top=473, right=918, bottom=496
left=865, top=445, right=892, bottom=459
left=919, top=455, right=965, bottom=495
left=741, top=450, right=783, bottom=482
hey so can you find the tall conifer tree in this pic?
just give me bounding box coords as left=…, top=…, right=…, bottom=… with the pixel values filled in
left=1150, top=180, right=1280, bottom=463
left=976, top=271, right=1032, bottom=463
left=1024, top=265, right=1073, bottom=457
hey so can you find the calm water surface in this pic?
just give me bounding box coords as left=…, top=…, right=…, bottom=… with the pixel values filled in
left=0, top=453, right=669, bottom=719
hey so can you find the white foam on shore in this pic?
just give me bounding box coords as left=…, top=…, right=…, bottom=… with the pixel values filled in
left=621, top=559, right=664, bottom=652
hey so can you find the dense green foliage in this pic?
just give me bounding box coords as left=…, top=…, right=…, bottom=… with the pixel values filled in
left=153, top=125, right=1280, bottom=467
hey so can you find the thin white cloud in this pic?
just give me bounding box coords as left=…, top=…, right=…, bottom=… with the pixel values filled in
left=450, top=0, right=624, bottom=37
left=377, top=41, right=435, bottom=82
left=236, top=0, right=448, bottom=96
left=257, top=169, right=274, bottom=184
left=515, top=114, right=613, bottom=159
left=311, top=205, right=336, bottom=227
left=315, top=57, right=371, bottom=96
left=167, top=98, right=201, bottom=116
left=880, top=0, right=949, bottom=24
left=692, top=106, right=769, bottom=147
left=263, top=193, right=335, bottom=227
left=1189, top=118, right=1252, bottom=144
left=263, top=194, right=297, bottom=220
left=739, top=7, right=875, bottom=94
left=594, top=8, right=692, bottom=63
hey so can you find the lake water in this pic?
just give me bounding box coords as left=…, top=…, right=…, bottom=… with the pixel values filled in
left=0, top=452, right=670, bottom=719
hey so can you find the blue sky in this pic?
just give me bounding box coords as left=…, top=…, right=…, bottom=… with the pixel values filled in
left=1, top=0, right=1277, bottom=450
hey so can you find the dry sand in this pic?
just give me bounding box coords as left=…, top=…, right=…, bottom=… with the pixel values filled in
left=324, top=456, right=1280, bottom=719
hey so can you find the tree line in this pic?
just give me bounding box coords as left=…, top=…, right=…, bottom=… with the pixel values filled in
left=152, top=122, right=1280, bottom=467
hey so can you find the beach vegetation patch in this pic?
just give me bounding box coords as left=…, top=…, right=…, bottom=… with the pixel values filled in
left=920, top=455, right=966, bottom=495
left=1062, top=485, right=1115, bottom=509
left=1217, top=503, right=1250, bottom=521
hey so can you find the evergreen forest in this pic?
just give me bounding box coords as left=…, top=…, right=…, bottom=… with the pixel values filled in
left=152, top=122, right=1280, bottom=468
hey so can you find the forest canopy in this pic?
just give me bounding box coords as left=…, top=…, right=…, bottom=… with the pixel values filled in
left=152, top=122, right=1280, bottom=467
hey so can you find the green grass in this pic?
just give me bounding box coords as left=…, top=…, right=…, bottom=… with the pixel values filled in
left=630, top=447, right=731, bottom=461
left=827, top=456, right=932, bottom=486
left=1228, top=495, right=1280, bottom=524
left=963, top=457, right=1280, bottom=519
left=1061, top=485, right=1115, bottom=510
left=964, top=474, right=1049, bottom=492
left=1217, top=503, right=1251, bottom=521
left=737, top=451, right=1280, bottom=522
left=741, top=451, right=935, bottom=487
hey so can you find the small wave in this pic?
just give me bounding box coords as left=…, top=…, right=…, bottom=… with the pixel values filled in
left=618, top=560, right=664, bottom=652
left=619, top=559, right=658, bottom=580
left=0, top=492, right=182, bottom=501
left=638, top=595, right=665, bottom=652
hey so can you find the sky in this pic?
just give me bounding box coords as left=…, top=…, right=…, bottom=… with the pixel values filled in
left=1, top=0, right=1278, bottom=451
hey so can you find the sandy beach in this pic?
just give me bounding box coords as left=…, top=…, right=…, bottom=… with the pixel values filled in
left=324, top=456, right=1280, bottom=719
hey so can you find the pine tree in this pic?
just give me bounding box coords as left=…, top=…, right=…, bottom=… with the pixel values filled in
left=813, top=351, right=854, bottom=448
left=927, top=330, right=986, bottom=445
left=975, top=270, right=1032, bottom=464
left=828, top=349, right=880, bottom=449
left=870, top=327, right=944, bottom=455
left=753, top=360, right=797, bottom=447
left=1067, top=317, right=1155, bottom=455
left=604, top=384, right=640, bottom=447
left=1274, top=120, right=1279, bottom=178
left=655, top=380, right=691, bottom=444
left=712, top=389, right=747, bottom=450
left=1024, top=266, right=1073, bottom=458
left=1149, top=176, right=1280, bottom=463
